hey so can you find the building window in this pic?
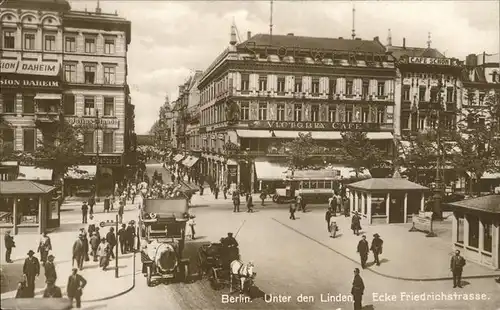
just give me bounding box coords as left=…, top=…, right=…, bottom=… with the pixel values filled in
left=44, top=35, right=55, bottom=51
left=104, top=67, right=116, bottom=84
left=294, top=77, right=302, bottom=92
left=468, top=215, right=479, bottom=248
left=328, top=105, right=336, bottom=122
left=258, top=102, right=267, bottom=120
left=64, top=63, right=77, bottom=83
left=456, top=216, right=464, bottom=243
left=419, top=87, right=426, bottom=101
left=103, top=132, right=114, bottom=153
left=83, top=132, right=94, bottom=153
left=329, top=78, right=337, bottom=95
left=361, top=107, right=369, bottom=123
left=277, top=103, right=285, bottom=121
left=403, top=87, right=410, bottom=101
left=241, top=74, right=249, bottom=91
left=24, top=33, right=35, bottom=50
left=377, top=82, right=385, bottom=97
left=104, top=39, right=115, bottom=54
left=259, top=77, right=267, bottom=91
left=277, top=77, right=285, bottom=92
left=467, top=91, right=475, bottom=105
left=483, top=220, right=492, bottom=252
left=2, top=94, right=16, bottom=113
left=104, top=97, right=114, bottom=116
left=446, top=88, right=454, bottom=103
left=3, top=31, right=15, bottom=49
left=23, top=129, right=35, bottom=152
left=84, top=65, right=96, bottom=84
left=478, top=93, right=485, bottom=105
left=430, top=87, right=438, bottom=102
left=84, top=97, right=95, bottom=116
left=418, top=116, right=426, bottom=129
left=362, top=80, right=369, bottom=97
left=311, top=105, right=319, bottom=121
left=85, top=37, right=96, bottom=53
left=64, top=94, right=75, bottom=115
left=312, top=79, right=319, bottom=94
left=346, top=80, right=353, bottom=95
left=294, top=104, right=302, bottom=121
left=401, top=112, right=410, bottom=129
left=240, top=102, right=250, bottom=120
left=23, top=95, right=34, bottom=114
left=345, top=106, right=353, bottom=122
left=65, top=36, right=76, bottom=52
left=377, top=108, right=385, bottom=124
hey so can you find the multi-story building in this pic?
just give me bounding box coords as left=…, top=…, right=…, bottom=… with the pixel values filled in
left=197, top=27, right=397, bottom=192
left=0, top=0, right=132, bottom=194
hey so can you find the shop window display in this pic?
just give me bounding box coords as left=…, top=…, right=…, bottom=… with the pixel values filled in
left=0, top=198, right=14, bottom=224
left=18, top=198, right=39, bottom=224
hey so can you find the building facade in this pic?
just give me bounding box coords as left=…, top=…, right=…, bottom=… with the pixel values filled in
left=197, top=29, right=397, bottom=193
left=0, top=0, right=133, bottom=194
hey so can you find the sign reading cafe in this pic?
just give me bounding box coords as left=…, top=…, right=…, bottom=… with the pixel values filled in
left=248, top=120, right=381, bottom=131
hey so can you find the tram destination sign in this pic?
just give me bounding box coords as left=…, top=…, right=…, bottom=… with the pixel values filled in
left=248, top=120, right=381, bottom=131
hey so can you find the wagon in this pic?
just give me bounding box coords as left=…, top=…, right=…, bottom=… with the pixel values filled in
left=197, top=242, right=242, bottom=291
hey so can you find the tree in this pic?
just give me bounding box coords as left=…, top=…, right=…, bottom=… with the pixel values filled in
left=34, top=121, right=85, bottom=179
left=340, top=131, right=386, bottom=177
left=284, top=132, right=319, bottom=170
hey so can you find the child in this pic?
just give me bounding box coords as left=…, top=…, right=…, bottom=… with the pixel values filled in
left=330, top=221, right=339, bottom=238
left=187, top=216, right=196, bottom=240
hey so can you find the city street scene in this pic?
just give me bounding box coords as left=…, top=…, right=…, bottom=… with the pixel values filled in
left=1, top=0, right=500, bottom=309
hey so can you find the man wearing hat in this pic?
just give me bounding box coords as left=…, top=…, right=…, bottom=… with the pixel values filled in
left=118, top=224, right=127, bottom=254
left=356, top=235, right=369, bottom=269
left=37, top=231, right=52, bottom=265
left=125, top=221, right=136, bottom=252
left=67, top=268, right=87, bottom=308
left=351, top=268, right=365, bottom=310
left=44, top=254, right=57, bottom=283
left=89, top=231, right=100, bottom=262
left=43, top=278, right=62, bottom=298
left=106, top=227, right=117, bottom=260
left=72, top=235, right=85, bottom=270
left=23, top=249, right=40, bottom=297
left=370, top=233, right=384, bottom=266
left=81, top=201, right=88, bottom=224
left=4, top=230, right=15, bottom=263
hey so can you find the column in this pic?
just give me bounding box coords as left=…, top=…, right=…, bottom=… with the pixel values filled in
left=366, top=193, right=372, bottom=224
left=12, top=198, right=17, bottom=235
left=259, top=180, right=262, bottom=192
left=464, top=214, right=470, bottom=247
left=38, top=197, right=43, bottom=234
left=478, top=218, right=484, bottom=252
left=420, top=193, right=425, bottom=211
left=237, top=162, right=241, bottom=186
left=361, top=193, right=366, bottom=217
left=452, top=212, right=458, bottom=244
left=349, top=190, right=354, bottom=214
left=250, top=161, right=255, bottom=193
left=493, top=223, right=500, bottom=269
left=403, top=193, right=408, bottom=223
left=386, top=192, right=390, bottom=224
left=354, top=191, right=358, bottom=213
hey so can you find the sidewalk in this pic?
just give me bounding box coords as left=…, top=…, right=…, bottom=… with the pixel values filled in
left=272, top=210, right=500, bottom=281
left=1, top=199, right=138, bottom=301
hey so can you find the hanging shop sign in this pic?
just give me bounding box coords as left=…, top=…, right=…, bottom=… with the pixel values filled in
left=65, top=117, right=120, bottom=129
left=0, top=59, right=60, bottom=76
left=0, top=76, right=60, bottom=88
left=247, top=120, right=381, bottom=131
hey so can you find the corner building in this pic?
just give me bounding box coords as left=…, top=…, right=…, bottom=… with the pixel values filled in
left=198, top=31, right=397, bottom=193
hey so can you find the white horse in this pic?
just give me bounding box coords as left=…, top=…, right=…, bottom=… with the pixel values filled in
left=229, top=260, right=255, bottom=293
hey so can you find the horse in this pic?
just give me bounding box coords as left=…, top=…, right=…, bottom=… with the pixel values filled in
left=229, top=260, right=255, bottom=294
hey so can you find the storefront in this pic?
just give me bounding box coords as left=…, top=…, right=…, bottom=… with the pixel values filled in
left=448, top=195, right=500, bottom=270
left=0, top=180, right=58, bottom=235
left=64, top=165, right=96, bottom=197
left=0, top=161, right=18, bottom=181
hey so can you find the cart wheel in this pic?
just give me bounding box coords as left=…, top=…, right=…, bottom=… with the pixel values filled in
left=197, top=256, right=204, bottom=280
left=146, top=265, right=152, bottom=287
left=276, top=197, right=283, bottom=204
left=183, top=264, right=190, bottom=283
left=272, top=195, right=278, bottom=203
left=210, top=269, right=221, bottom=290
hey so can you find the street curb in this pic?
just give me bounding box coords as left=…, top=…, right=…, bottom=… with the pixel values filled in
left=272, top=218, right=500, bottom=282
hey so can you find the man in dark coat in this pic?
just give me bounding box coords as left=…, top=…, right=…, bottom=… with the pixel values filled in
left=222, top=233, right=239, bottom=262
left=289, top=202, right=296, bottom=220
left=72, top=235, right=85, bottom=270
left=88, top=196, right=96, bottom=215
left=357, top=235, right=369, bottom=269
left=351, top=268, right=365, bottom=310
left=23, top=250, right=40, bottom=297
left=232, top=189, right=240, bottom=212
left=246, top=193, right=254, bottom=213
left=67, top=268, right=87, bottom=308
left=214, top=184, right=219, bottom=199
left=370, top=233, right=384, bottom=266
left=118, top=224, right=127, bottom=254
left=89, top=232, right=100, bottom=261
left=351, top=212, right=361, bottom=235
left=43, top=278, right=62, bottom=298
left=325, top=208, right=333, bottom=232
left=44, top=254, right=57, bottom=283
left=4, top=230, right=15, bottom=263
left=106, top=227, right=117, bottom=259
left=81, top=201, right=88, bottom=224
left=125, top=222, right=136, bottom=252
left=450, top=250, right=466, bottom=288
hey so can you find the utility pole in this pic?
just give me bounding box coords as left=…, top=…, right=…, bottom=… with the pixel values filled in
left=95, top=110, right=100, bottom=199
left=115, top=214, right=119, bottom=278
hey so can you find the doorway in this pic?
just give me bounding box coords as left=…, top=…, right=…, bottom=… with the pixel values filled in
left=389, top=192, right=405, bottom=223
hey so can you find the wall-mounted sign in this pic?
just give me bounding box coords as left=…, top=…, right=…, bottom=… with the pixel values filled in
left=0, top=76, right=60, bottom=88
left=0, top=59, right=60, bottom=76
left=80, top=155, right=122, bottom=166
left=66, top=117, right=120, bottom=129
left=248, top=120, right=381, bottom=131
left=404, top=57, right=460, bottom=67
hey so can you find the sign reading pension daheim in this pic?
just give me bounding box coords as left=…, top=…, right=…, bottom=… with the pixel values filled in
left=0, top=59, right=60, bottom=76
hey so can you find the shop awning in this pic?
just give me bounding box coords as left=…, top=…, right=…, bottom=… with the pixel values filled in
left=186, top=156, right=199, bottom=168
left=366, top=132, right=394, bottom=140
left=311, top=131, right=342, bottom=140
left=226, top=159, right=238, bottom=165
left=285, top=165, right=371, bottom=180
left=273, top=131, right=303, bottom=139
left=34, top=93, right=62, bottom=100
left=0, top=161, right=18, bottom=167
left=254, top=159, right=289, bottom=181
left=17, top=166, right=53, bottom=181
left=181, top=156, right=192, bottom=166
left=173, top=154, right=185, bottom=162
left=466, top=171, right=500, bottom=179
left=65, top=165, right=96, bottom=180
left=236, top=130, right=272, bottom=138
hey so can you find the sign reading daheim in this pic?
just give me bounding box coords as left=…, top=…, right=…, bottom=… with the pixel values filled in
left=1, top=59, right=60, bottom=76
left=248, top=120, right=381, bottom=131
left=0, top=76, right=60, bottom=88
left=66, top=117, right=120, bottom=129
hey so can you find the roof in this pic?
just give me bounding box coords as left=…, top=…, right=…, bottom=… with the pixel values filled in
left=17, top=166, right=53, bottom=181
left=238, top=34, right=386, bottom=54
left=347, top=178, right=429, bottom=191
left=3, top=0, right=71, bottom=11
left=447, top=195, right=500, bottom=214
left=387, top=46, right=445, bottom=60
left=0, top=180, right=55, bottom=195
left=143, top=198, right=189, bottom=219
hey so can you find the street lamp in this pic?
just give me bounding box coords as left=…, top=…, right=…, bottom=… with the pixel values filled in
left=95, top=110, right=101, bottom=199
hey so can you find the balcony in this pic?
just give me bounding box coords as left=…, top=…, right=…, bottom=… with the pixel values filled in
left=35, top=110, right=59, bottom=124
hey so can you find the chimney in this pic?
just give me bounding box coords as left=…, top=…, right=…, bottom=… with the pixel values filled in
left=96, top=0, right=101, bottom=13
left=403, top=38, right=406, bottom=49
left=287, top=33, right=294, bottom=36
left=247, top=31, right=251, bottom=40
left=229, top=22, right=237, bottom=46
left=373, top=36, right=379, bottom=42
left=338, top=37, right=343, bottom=39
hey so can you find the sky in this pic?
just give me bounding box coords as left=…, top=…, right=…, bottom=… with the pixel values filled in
left=68, top=0, right=499, bottom=134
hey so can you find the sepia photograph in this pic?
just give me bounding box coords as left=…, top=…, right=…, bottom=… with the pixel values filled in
left=0, top=0, right=499, bottom=309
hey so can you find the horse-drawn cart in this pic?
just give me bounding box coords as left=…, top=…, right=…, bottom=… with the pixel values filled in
left=139, top=198, right=191, bottom=286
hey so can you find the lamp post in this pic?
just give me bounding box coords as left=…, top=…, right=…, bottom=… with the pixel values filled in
left=95, top=110, right=101, bottom=199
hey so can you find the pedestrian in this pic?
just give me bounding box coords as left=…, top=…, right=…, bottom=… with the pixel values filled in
left=98, top=238, right=110, bottom=270
left=351, top=268, right=365, bottom=310
left=370, top=233, right=384, bottom=266
left=351, top=211, right=361, bottom=235
left=450, top=250, right=466, bottom=288
left=106, top=227, right=116, bottom=260
left=81, top=201, right=88, bottom=224
left=329, top=195, right=337, bottom=216
left=126, top=222, right=136, bottom=252
left=67, top=268, right=87, bottom=308
left=260, top=191, right=266, bottom=206
left=118, top=203, right=124, bottom=224
left=222, top=184, right=228, bottom=199
left=214, top=184, right=219, bottom=199
left=343, top=196, right=350, bottom=217
left=23, top=250, right=40, bottom=297
left=188, top=216, right=196, bottom=240
left=72, top=235, right=85, bottom=270
left=289, top=202, right=296, bottom=220
left=44, top=254, right=57, bottom=283
left=246, top=193, right=254, bottom=213
left=325, top=208, right=333, bottom=232
left=80, top=229, right=90, bottom=263
left=89, top=232, right=100, bottom=261
left=118, top=224, right=127, bottom=254
left=94, top=227, right=101, bottom=242
left=4, top=230, right=15, bottom=263
left=88, top=196, right=95, bottom=215
left=43, top=278, right=62, bottom=298
left=329, top=221, right=338, bottom=238
left=199, top=184, right=204, bottom=196
left=104, top=194, right=110, bottom=212
left=171, top=174, right=175, bottom=183
left=15, top=280, right=30, bottom=298
left=37, top=231, right=52, bottom=265
left=232, top=189, right=240, bottom=212
left=357, top=235, right=369, bottom=269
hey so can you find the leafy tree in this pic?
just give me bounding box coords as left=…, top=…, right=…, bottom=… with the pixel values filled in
left=284, top=132, right=319, bottom=170
left=340, top=131, right=386, bottom=178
